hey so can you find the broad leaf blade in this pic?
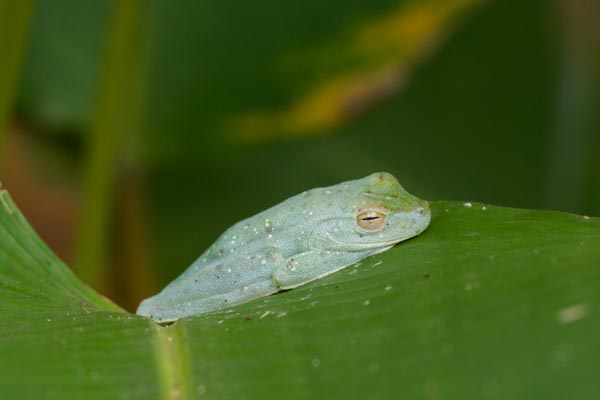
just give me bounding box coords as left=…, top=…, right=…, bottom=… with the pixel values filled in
left=0, top=190, right=120, bottom=313
left=1, top=196, right=599, bottom=399
left=0, top=189, right=162, bottom=399
left=180, top=202, right=600, bottom=399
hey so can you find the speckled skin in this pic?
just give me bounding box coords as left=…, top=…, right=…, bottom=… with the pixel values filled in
left=137, top=172, right=430, bottom=322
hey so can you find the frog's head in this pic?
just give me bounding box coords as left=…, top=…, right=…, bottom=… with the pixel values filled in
left=312, top=172, right=430, bottom=252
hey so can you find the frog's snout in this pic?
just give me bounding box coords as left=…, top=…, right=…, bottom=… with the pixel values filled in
left=412, top=201, right=431, bottom=233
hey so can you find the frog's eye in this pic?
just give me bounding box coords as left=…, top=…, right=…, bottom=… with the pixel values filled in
left=356, top=210, right=387, bottom=232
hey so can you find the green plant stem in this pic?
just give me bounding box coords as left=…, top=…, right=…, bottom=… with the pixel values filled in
left=154, top=322, right=194, bottom=400
left=0, top=0, right=35, bottom=156
left=76, top=0, right=144, bottom=288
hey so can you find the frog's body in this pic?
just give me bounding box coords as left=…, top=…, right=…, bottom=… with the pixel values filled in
left=137, top=172, right=430, bottom=322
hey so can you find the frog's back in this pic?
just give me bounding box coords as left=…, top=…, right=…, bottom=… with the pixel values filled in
left=169, top=193, right=312, bottom=285
left=136, top=195, right=311, bottom=321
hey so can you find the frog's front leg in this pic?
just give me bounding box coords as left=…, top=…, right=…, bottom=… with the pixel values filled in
left=273, top=250, right=372, bottom=290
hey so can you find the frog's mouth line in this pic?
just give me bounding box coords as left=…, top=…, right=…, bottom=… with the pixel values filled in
left=325, top=233, right=420, bottom=251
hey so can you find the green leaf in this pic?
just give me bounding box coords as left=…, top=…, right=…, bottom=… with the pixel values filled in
left=1, top=190, right=599, bottom=399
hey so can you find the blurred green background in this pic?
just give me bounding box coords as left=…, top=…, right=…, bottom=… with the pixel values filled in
left=0, top=0, right=598, bottom=311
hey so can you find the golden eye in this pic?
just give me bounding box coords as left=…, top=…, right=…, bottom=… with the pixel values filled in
left=356, top=210, right=387, bottom=232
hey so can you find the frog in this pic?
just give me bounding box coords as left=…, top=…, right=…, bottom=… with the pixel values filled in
left=137, top=172, right=431, bottom=322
